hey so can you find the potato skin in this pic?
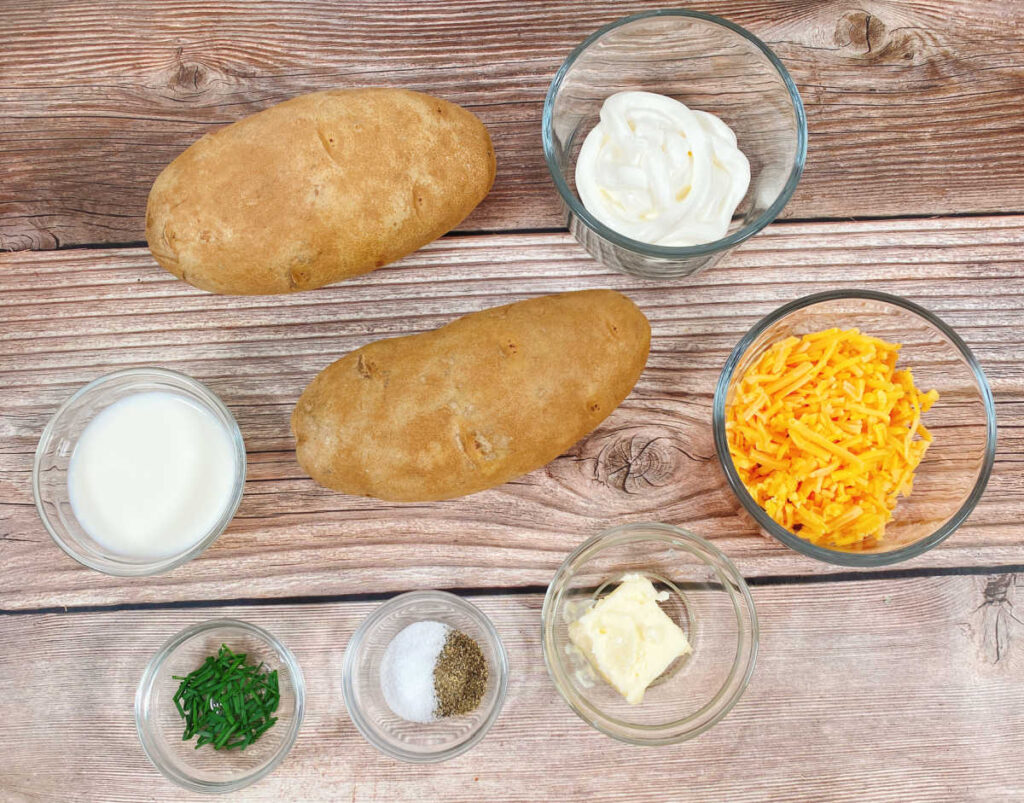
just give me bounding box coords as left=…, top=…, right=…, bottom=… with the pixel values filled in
left=146, top=88, right=495, bottom=295
left=291, top=290, right=651, bottom=502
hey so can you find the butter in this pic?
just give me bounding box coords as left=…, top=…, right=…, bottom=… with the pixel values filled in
left=568, top=573, right=690, bottom=704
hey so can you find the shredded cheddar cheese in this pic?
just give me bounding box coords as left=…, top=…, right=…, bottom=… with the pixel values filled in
left=726, top=328, right=938, bottom=550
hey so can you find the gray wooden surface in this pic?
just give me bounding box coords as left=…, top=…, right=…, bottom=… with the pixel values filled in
left=2, top=220, right=1022, bottom=610
left=1, top=1, right=1023, bottom=800
left=3, top=575, right=1022, bottom=801
left=2, top=0, right=1024, bottom=249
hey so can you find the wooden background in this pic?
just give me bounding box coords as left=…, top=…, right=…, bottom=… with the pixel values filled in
left=1, top=1, right=1023, bottom=800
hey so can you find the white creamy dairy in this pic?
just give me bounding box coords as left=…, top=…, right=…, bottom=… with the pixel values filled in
left=568, top=573, right=691, bottom=705
left=575, top=91, right=750, bottom=247
left=67, top=391, right=237, bottom=559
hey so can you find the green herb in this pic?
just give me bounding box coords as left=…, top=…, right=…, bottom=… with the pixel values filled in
left=433, top=629, right=487, bottom=718
left=171, top=644, right=280, bottom=751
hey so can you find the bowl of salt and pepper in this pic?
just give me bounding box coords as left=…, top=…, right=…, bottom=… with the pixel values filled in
left=342, top=591, right=509, bottom=762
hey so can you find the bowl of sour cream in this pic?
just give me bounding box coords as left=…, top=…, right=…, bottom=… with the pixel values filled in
left=33, top=367, right=246, bottom=575
left=543, top=9, right=807, bottom=280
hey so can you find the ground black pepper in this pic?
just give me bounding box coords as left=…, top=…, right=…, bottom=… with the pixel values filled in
left=433, top=629, right=487, bottom=717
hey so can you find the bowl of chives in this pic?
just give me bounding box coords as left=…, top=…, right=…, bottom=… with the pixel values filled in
left=135, top=619, right=305, bottom=794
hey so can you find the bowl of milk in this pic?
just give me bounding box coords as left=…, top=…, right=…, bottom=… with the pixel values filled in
left=33, top=367, right=246, bottom=575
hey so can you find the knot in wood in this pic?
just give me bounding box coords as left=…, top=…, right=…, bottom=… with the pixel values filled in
left=983, top=574, right=1015, bottom=607
left=596, top=433, right=677, bottom=494
left=969, top=573, right=1022, bottom=666
left=169, top=47, right=210, bottom=95
left=835, top=10, right=888, bottom=57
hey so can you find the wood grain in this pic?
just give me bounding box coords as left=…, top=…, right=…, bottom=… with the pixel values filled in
left=1, top=574, right=1022, bottom=801
left=3, top=0, right=1024, bottom=249
left=1, top=217, right=1022, bottom=610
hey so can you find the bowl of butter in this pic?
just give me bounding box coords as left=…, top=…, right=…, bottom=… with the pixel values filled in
left=542, top=522, right=758, bottom=744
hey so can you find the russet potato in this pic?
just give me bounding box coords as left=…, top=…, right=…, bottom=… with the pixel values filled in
left=291, top=289, right=651, bottom=502
left=146, top=88, right=495, bottom=294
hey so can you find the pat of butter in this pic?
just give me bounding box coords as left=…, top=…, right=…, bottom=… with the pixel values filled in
left=568, top=573, right=690, bottom=704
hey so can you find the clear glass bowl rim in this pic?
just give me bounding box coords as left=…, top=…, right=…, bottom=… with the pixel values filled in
left=542, top=8, right=808, bottom=258
left=541, top=522, right=759, bottom=745
left=32, top=366, right=247, bottom=576
left=341, top=590, right=510, bottom=763
left=134, top=618, right=306, bottom=794
left=711, top=289, right=998, bottom=567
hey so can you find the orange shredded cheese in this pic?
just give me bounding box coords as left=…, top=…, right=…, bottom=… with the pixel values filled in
left=726, top=328, right=938, bottom=550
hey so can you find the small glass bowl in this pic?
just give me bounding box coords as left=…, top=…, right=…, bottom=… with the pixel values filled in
left=33, top=367, right=247, bottom=576
left=135, top=619, right=305, bottom=794
left=542, top=523, right=758, bottom=745
left=713, top=290, right=997, bottom=566
left=342, top=591, right=509, bottom=763
left=543, top=9, right=807, bottom=280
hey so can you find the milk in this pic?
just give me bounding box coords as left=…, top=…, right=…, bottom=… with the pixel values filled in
left=67, top=391, right=238, bottom=559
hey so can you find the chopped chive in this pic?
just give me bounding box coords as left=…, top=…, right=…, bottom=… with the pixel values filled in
left=214, top=722, right=238, bottom=749
left=169, top=644, right=282, bottom=752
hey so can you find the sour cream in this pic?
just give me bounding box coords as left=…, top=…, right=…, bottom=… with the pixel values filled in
left=67, top=391, right=238, bottom=559
left=575, top=91, right=750, bottom=247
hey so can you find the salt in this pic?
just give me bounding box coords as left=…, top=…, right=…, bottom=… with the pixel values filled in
left=380, top=620, right=450, bottom=723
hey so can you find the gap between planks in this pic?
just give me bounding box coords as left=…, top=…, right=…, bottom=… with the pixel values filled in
left=34, top=209, right=1024, bottom=255
left=4, top=563, right=1024, bottom=618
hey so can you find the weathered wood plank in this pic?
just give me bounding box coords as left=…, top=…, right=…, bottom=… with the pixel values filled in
left=2, top=0, right=1024, bottom=249
left=0, top=218, right=1021, bottom=609
left=1, top=574, right=1022, bottom=801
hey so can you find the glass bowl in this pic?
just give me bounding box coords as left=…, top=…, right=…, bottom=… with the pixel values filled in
left=713, top=290, right=997, bottom=566
left=542, top=523, right=758, bottom=745
left=342, top=591, right=509, bottom=763
left=135, top=619, right=305, bottom=794
left=33, top=367, right=247, bottom=576
left=543, top=9, right=807, bottom=280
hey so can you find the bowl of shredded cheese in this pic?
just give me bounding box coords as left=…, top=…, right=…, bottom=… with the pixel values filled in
left=713, top=290, right=996, bottom=565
